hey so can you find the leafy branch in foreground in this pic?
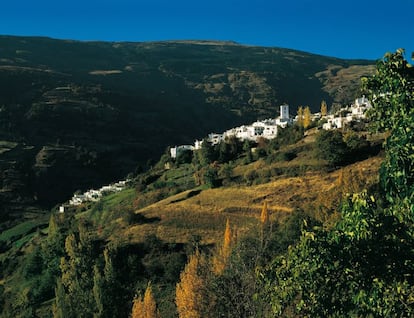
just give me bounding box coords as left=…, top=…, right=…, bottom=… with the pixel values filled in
left=259, top=49, right=414, bottom=317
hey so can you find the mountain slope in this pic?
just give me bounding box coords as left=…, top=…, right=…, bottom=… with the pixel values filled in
left=0, top=35, right=374, bottom=222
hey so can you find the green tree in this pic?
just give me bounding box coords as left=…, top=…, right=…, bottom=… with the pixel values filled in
left=315, top=130, right=348, bottom=166
left=56, top=224, right=96, bottom=318
left=242, top=139, right=254, bottom=163
left=363, top=48, right=414, bottom=201
left=176, top=149, right=193, bottom=164
left=260, top=50, right=414, bottom=317
left=53, top=278, right=69, bottom=318
left=198, top=139, right=216, bottom=166
left=202, top=166, right=220, bottom=188
left=260, top=192, right=414, bottom=317
left=23, top=247, right=43, bottom=279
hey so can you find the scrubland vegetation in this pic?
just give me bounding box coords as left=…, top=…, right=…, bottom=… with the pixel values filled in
left=0, top=50, right=412, bottom=317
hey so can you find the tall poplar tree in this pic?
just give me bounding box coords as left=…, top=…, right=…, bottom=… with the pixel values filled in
left=131, top=284, right=159, bottom=318
left=260, top=201, right=269, bottom=225
left=176, top=251, right=207, bottom=318
left=55, top=224, right=96, bottom=318
left=303, top=106, right=312, bottom=129
left=320, top=100, right=328, bottom=117
left=296, top=106, right=303, bottom=127
left=212, top=218, right=233, bottom=274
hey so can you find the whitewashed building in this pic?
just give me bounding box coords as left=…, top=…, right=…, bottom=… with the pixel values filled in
left=323, top=117, right=342, bottom=130
left=170, top=104, right=291, bottom=157
left=223, top=120, right=279, bottom=141
left=323, top=96, right=372, bottom=130
left=208, top=133, right=225, bottom=145
left=170, top=145, right=195, bottom=159
left=275, top=104, right=292, bottom=128
left=351, top=95, right=372, bottom=119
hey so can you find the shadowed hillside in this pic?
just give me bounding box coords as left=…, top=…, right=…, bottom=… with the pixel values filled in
left=0, top=36, right=374, bottom=223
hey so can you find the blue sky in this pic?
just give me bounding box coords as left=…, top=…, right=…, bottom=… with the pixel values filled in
left=1, top=0, right=413, bottom=60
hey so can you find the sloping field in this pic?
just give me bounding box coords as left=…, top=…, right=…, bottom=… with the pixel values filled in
left=122, top=156, right=382, bottom=245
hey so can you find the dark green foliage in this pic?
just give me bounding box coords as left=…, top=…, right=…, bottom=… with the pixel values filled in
left=198, top=139, right=217, bottom=165
left=57, top=227, right=98, bottom=318
left=343, top=131, right=369, bottom=151
left=274, top=125, right=304, bottom=147
left=218, top=136, right=242, bottom=163
left=29, top=269, right=56, bottom=303
left=315, top=130, right=348, bottom=166
left=363, top=49, right=414, bottom=201
left=266, top=150, right=297, bottom=164
left=253, top=147, right=267, bottom=159
left=260, top=193, right=414, bottom=317
left=218, top=163, right=233, bottom=180
left=0, top=284, right=4, bottom=312
left=260, top=50, right=414, bottom=318
left=202, top=166, right=220, bottom=188
left=176, top=149, right=193, bottom=165
left=22, top=247, right=43, bottom=279
left=265, top=209, right=312, bottom=257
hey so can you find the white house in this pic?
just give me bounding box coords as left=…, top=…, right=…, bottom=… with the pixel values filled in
left=194, top=140, right=203, bottom=150
left=323, top=116, right=346, bottom=130
left=351, top=95, right=372, bottom=119
left=170, top=145, right=195, bottom=159
left=69, top=194, right=87, bottom=206
left=208, top=133, right=225, bottom=145
left=169, top=104, right=290, bottom=157
left=67, top=178, right=129, bottom=206
left=223, top=120, right=278, bottom=141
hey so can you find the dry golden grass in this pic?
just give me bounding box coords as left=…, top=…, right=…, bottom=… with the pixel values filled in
left=120, top=156, right=382, bottom=246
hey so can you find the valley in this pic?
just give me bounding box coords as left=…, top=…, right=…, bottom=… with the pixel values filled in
left=3, top=37, right=412, bottom=318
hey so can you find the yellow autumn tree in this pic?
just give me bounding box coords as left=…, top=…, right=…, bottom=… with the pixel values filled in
left=131, top=295, right=144, bottom=318
left=131, top=284, right=159, bottom=318
left=175, top=250, right=206, bottom=318
left=260, top=201, right=269, bottom=225
left=212, top=218, right=234, bottom=274
left=303, top=106, right=312, bottom=129
left=320, top=100, right=328, bottom=117
left=297, top=106, right=303, bottom=127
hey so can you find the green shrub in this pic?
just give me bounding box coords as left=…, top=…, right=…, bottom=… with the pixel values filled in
left=315, top=130, right=348, bottom=166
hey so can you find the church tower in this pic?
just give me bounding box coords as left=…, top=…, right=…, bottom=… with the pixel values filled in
left=280, top=104, right=289, bottom=120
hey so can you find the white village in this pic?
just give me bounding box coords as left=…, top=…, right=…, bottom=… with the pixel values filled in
left=59, top=179, right=130, bottom=212
left=170, top=96, right=372, bottom=159
left=61, top=96, right=371, bottom=211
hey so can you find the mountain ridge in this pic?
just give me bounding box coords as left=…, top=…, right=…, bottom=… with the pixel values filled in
left=0, top=35, right=375, bottom=223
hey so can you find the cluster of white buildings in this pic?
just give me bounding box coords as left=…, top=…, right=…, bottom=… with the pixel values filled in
left=322, top=96, right=372, bottom=130
left=170, top=104, right=292, bottom=158
left=59, top=180, right=129, bottom=212
left=169, top=97, right=372, bottom=159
